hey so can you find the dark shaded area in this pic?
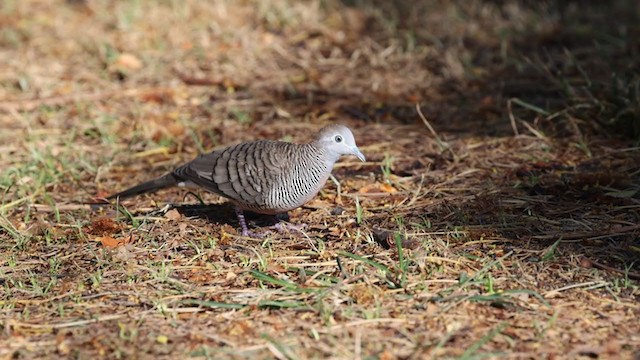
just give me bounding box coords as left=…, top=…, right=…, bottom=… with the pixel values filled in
left=400, top=152, right=640, bottom=280
left=337, top=0, right=640, bottom=139
left=171, top=203, right=289, bottom=228
left=325, top=0, right=640, bottom=278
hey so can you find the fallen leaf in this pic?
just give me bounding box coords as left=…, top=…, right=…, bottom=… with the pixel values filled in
left=96, top=235, right=132, bottom=248
left=424, top=302, right=439, bottom=316
left=351, top=283, right=377, bottom=305
left=379, top=350, right=394, bottom=360
left=226, top=320, right=255, bottom=337
left=167, top=122, right=185, bottom=137
left=327, top=226, right=341, bottom=236
left=164, top=209, right=182, bottom=221
left=267, top=264, right=287, bottom=273
left=359, top=183, right=398, bottom=194
left=379, top=183, right=397, bottom=193
left=156, top=335, right=169, bottom=344
left=87, top=217, right=120, bottom=236
left=139, top=88, right=175, bottom=104
left=275, top=107, right=291, bottom=118
left=405, top=93, right=422, bottom=103
left=94, top=190, right=110, bottom=198
left=57, top=340, right=70, bottom=355
left=579, top=257, right=593, bottom=268
left=112, top=53, right=142, bottom=71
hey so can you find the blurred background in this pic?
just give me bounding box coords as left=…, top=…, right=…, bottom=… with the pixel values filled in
left=2, top=0, right=638, bottom=143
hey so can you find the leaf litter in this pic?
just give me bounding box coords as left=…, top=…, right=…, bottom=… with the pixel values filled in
left=0, top=0, right=639, bottom=359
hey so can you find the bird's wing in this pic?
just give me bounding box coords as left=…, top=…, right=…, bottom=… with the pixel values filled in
left=173, top=140, right=289, bottom=207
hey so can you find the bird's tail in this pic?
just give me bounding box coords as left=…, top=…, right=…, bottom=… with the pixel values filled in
left=107, top=173, right=180, bottom=200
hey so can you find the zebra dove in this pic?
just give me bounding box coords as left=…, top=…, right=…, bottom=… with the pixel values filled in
left=107, top=124, right=366, bottom=236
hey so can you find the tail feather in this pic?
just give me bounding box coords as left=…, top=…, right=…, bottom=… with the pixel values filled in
left=107, top=173, right=179, bottom=200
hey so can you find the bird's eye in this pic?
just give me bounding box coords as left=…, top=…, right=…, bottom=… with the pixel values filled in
left=334, top=135, right=343, bottom=143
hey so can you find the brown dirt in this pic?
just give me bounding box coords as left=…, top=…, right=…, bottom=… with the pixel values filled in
left=1, top=1, right=639, bottom=359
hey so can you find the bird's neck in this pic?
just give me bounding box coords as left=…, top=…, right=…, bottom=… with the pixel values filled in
left=306, top=141, right=340, bottom=166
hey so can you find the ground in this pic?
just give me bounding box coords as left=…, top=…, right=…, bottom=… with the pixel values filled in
left=1, top=0, right=639, bottom=359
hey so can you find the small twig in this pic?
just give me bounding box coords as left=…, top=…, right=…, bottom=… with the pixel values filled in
left=544, top=281, right=608, bottom=298
left=30, top=203, right=104, bottom=212
left=508, top=98, right=519, bottom=136
left=328, top=174, right=342, bottom=200
left=336, top=256, right=348, bottom=278
left=415, top=103, right=448, bottom=152
left=8, top=314, right=127, bottom=330
left=132, top=147, right=171, bottom=158
left=321, top=318, right=407, bottom=332
left=520, top=120, right=548, bottom=141
left=0, top=190, right=42, bottom=212
left=586, top=258, right=640, bottom=280
left=406, top=173, right=426, bottom=207
left=421, top=256, right=467, bottom=266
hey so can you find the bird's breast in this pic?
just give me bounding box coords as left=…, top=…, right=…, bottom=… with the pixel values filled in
left=260, top=160, right=331, bottom=213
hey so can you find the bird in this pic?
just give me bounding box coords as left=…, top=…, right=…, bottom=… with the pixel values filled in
left=107, top=124, right=366, bottom=236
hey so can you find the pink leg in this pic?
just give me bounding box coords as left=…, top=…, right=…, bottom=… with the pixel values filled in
left=234, top=207, right=264, bottom=238
left=234, top=208, right=304, bottom=237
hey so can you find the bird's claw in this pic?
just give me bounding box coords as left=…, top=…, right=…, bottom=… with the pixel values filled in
left=241, top=229, right=267, bottom=238
left=270, top=222, right=307, bottom=234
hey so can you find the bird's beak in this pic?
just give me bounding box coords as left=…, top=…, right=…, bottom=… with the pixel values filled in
left=352, top=146, right=366, bottom=162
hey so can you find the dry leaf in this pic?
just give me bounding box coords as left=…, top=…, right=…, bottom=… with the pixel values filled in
left=275, top=107, right=291, bottom=118
left=156, top=335, right=169, bottom=344
left=267, top=264, right=287, bottom=273
left=327, top=226, right=341, bottom=236
left=164, top=209, right=182, bottom=221
left=167, top=122, right=185, bottom=137
left=95, top=235, right=132, bottom=248
left=94, top=190, right=110, bottom=198
left=226, top=320, right=255, bottom=337
left=379, top=350, right=394, bottom=360
left=359, top=182, right=398, bottom=194
left=112, top=53, right=142, bottom=71
left=113, top=245, right=134, bottom=261
left=379, top=183, right=397, bottom=193
left=87, top=217, right=120, bottom=235
left=139, top=88, right=175, bottom=104
left=57, top=340, right=70, bottom=355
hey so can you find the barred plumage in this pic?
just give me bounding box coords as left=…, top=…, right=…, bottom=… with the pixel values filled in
left=107, top=124, right=366, bottom=236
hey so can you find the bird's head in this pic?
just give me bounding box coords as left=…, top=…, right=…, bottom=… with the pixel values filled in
left=314, top=124, right=366, bottom=162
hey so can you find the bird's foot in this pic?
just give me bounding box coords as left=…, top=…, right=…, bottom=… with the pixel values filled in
left=234, top=208, right=304, bottom=237
left=235, top=207, right=267, bottom=238
left=238, top=222, right=304, bottom=238
left=240, top=228, right=266, bottom=238
left=270, top=222, right=307, bottom=234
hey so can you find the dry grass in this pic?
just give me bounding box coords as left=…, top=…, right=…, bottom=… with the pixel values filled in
left=1, top=0, right=639, bottom=359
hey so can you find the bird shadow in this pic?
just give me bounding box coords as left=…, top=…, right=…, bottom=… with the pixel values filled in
left=166, top=203, right=289, bottom=228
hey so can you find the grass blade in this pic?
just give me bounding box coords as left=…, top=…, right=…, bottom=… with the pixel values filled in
left=181, top=299, right=246, bottom=309
left=250, top=270, right=314, bottom=293
left=511, top=97, right=550, bottom=116
left=460, top=322, right=507, bottom=360
left=338, top=251, right=391, bottom=274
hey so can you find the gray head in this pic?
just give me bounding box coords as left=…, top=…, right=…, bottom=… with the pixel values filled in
left=312, top=124, right=366, bottom=162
